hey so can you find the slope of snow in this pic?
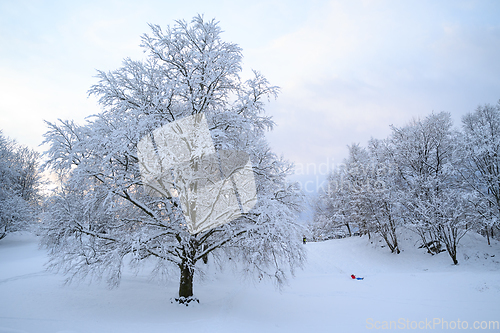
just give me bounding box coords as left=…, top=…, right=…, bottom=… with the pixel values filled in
left=0, top=232, right=499, bottom=333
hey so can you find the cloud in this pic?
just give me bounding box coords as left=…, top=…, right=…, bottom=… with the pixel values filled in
left=257, top=0, right=500, bottom=175
left=1, top=0, right=499, bottom=180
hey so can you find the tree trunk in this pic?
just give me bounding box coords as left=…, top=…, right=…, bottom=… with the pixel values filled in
left=201, top=244, right=209, bottom=264
left=392, top=234, right=401, bottom=254
left=445, top=242, right=459, bottom=265
left=176, top=261, right=198, bottom=305
left=391, top=230, right=400, bottom=254
left=486, top=226, right=491, bottom=246
left=179, top=263, right=193, bottom=298
left=448, top=248, right=458, bottom=265
left=0, top=224, right=7, bottom=240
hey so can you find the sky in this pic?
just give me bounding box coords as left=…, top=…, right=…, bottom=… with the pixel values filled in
left=1, top=0, right=500, bottom=193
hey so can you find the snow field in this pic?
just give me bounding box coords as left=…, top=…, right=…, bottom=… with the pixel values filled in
left=0, top=231, right=499, bottom=333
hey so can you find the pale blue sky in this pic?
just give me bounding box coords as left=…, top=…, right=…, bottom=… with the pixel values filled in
left=1, top=0, right=500, bottom=188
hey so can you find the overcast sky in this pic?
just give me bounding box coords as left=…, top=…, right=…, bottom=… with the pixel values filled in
left=1, top=0, right=500, bottom=191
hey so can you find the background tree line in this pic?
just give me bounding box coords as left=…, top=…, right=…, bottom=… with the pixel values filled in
left=0, top=131, right=42, bottom=240
left=313, top=102, right=500, bottom=265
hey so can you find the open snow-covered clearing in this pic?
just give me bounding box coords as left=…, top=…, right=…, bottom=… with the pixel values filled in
left=0, top=232, right=499, bottom=333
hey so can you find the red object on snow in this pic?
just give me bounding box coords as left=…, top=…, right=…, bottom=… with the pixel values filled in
left=351, top=274, right=356, bottom=279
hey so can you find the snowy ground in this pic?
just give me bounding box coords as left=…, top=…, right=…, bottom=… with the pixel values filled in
left=1, top=232, right=499, bottom=333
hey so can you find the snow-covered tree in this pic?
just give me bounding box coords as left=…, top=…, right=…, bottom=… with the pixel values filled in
left=41, top=16, right=305, bottom=304
left=459, top=102, right=500, bottom=245
left=313, top=162, right=355, bottom=239
left=314, top=112, right=477, bottom=263
left=365, top=139, right=402, bottom=253
left=315, top=142, right=401, bottom=252
left=0, top=131, right=42, bottom=239
left=389, top=112, right=471, bottom=264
